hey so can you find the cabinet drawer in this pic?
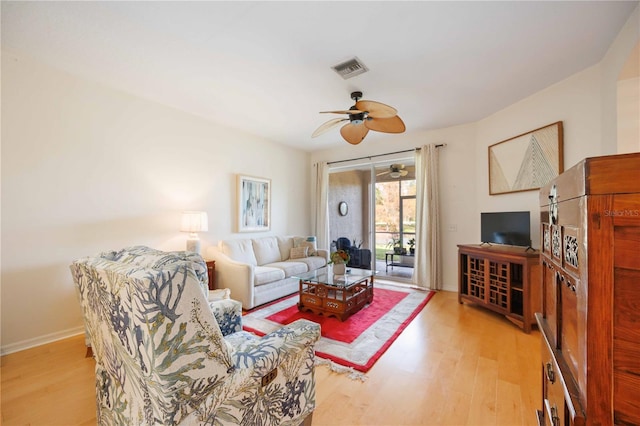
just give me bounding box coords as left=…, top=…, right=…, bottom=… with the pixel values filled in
left=300, top=294, right=321, bottom=307
left=542, top=341, right=566, bottom=426
left=539, top=320, right=585, bottom=426
left=324, top=301, right=345, bottom=313
left=558, top=272, right=580, bottom=383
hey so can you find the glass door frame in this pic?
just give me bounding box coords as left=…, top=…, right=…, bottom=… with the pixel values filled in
left=327, top=156, right=415, bottom=280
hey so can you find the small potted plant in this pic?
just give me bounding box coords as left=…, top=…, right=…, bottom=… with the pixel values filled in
left=329, top=249, right=350, bottom=274
left=387, top=236, right=403, bottom=255
left=408, top=238, right=415, bottom=255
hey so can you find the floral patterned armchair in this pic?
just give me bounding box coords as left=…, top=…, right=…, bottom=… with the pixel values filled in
left=71, top=246, right=320, bottom=425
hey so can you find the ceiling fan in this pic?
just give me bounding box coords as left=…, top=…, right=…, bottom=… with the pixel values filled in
left=312, top=91, right=405, bottom=145
left=377, top=164, right=408, bottom=179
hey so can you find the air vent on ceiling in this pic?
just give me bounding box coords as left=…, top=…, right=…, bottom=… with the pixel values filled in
left=331, top=57, right=369, bottom=80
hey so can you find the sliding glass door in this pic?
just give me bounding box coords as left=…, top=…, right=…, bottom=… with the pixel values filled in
left=374, top=171, right=416, bottom=279
left=327, top=159, right=415, bottom=281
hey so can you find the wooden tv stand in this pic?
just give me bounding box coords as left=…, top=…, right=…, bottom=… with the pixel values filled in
left=458, top=244, right=540, bottom=333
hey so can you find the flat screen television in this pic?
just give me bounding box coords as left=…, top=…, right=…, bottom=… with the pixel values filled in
left=481, top=211, right=531, bottom=247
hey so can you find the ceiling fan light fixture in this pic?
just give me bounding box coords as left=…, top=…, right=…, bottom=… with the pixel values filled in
left=389, top=171, right=401, bottom=178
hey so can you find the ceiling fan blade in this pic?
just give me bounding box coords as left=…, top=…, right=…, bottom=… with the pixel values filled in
left=311, top=118, right=348, bottom=137
left=320, top=109, right=365, bottom=115
left=376, top=170, right=391, bottom=176
left=355, top=100, right=397, bottom=118
left=365, top=115, right=406, bottom=133
left=400, top=170, right=408, bottom=176
left=340, top=122, right=369, bottom=145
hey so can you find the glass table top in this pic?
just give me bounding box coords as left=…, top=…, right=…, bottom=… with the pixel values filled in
left=294, top=266, right=376, bottom=288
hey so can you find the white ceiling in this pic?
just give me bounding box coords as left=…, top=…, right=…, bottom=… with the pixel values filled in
left=2, top=1, right=637, bottom=152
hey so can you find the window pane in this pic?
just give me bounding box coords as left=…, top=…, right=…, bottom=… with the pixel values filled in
left=401, top=197, right=416, bottom=245
left=375, top=181, right=399, bottom=233
left=401, top=180, right=416, bottom=196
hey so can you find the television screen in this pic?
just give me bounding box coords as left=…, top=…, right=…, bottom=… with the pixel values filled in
left=481, top=211, right=531, bottom=247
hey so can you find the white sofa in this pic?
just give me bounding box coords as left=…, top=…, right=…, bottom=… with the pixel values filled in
left=209, top=236, right=328, bottom=309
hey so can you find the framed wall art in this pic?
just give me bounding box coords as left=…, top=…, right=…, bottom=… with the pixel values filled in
left=237, top=175, right=270, bottom=232
left=488, top=121, right=563, bottom=195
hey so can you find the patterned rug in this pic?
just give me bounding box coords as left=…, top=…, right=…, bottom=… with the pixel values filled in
left=242, top=282, right=434, bottom=373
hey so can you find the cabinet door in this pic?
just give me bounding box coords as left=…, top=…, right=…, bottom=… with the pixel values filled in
left=466, top=255, right=486, bottom=302
left=487, top=259, right=510, bottom=313
left=558, top=270, right=580, bottom=387
left=542, top=258, right=558, bottom=348
left=612, top=197, right=640, bottom=425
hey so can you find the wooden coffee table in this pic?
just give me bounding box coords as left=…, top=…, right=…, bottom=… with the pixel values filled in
left=296, top=267, right=375, bottom=321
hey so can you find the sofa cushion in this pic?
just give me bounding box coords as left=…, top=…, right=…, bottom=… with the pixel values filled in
left=254, top=266, right=286, bottom=286
left=293, top=256, right=327, bottom=271
left=221, top=239, right=257, bottom=266
left=252, top=237, right=281, bottom=266
left=267, top=261, right=309, bottom=277
left=277, top=236, right=295, bottom=260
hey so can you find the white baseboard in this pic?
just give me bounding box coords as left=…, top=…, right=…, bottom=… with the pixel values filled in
left=1, top=326, right=85, bottom=356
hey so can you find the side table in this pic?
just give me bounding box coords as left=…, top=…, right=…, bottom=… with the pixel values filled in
left=385, top=252, right=415, bottom=272
left=206, top=260, right=216, bottom=290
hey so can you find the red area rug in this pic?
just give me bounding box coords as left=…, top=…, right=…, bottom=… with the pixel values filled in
left=243, top=283, right=434, bottom=372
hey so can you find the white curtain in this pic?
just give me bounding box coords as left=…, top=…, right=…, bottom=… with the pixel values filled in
left=412, top=144, right=442, bottom=290
left=314, top=162, right=330, bottom=251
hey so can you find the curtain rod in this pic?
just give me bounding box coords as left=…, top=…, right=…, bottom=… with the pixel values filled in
left=326, top=144, right=445, bottom=166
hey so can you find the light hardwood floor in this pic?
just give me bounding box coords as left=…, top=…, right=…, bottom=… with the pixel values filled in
left=1, top=290, right=541, bottom=425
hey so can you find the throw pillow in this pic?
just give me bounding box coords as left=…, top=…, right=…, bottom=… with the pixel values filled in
left=294, top=236, right=318, bottom=256
left=290, top=246, right=308, bottom=259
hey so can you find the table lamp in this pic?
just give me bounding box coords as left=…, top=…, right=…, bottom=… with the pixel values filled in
left=180, top=211, right=208, bottom=253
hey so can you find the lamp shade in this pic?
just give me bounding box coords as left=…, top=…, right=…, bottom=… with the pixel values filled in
left=180, top=211, right=208, bottom=233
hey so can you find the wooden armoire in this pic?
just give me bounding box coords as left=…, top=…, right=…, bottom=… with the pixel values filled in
left=537, top=152, right=640, bottom=425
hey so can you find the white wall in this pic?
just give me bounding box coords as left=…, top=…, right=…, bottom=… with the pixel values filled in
left=601, top=5, right=640, bottom=154
left=309, top=4, right=639, bottom=293
left=618, top=75, right=640, bottom=153
left=474, top=4, right=639, bottom=251
left=1, top=52, right=312, bottom=353
left=617, top=41, right=640, bottom=154
left=475, top=65, right=604, bottom=251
